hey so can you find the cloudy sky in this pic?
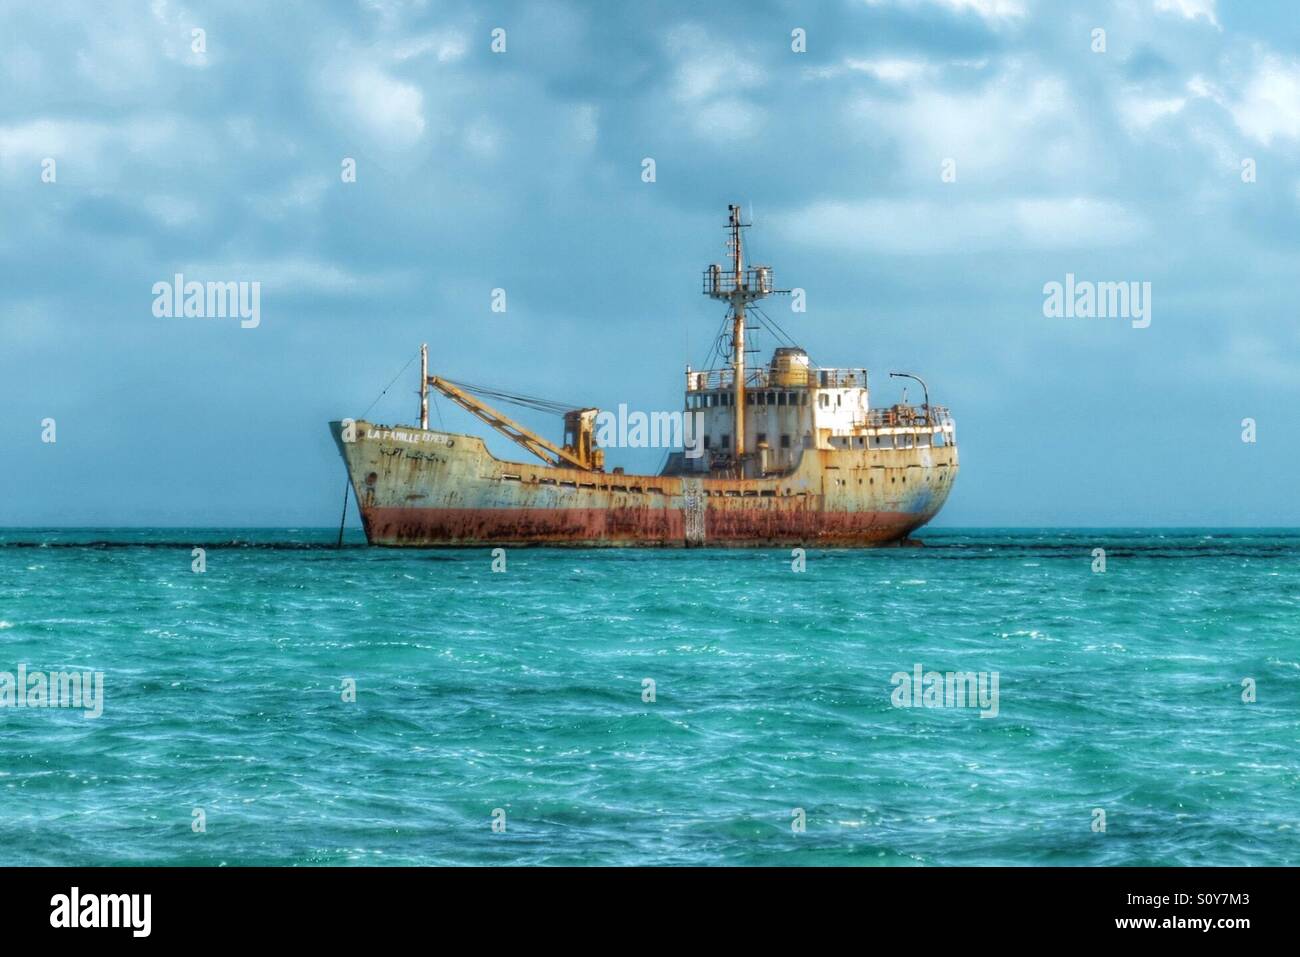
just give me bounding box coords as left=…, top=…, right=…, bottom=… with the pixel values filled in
left=2, top=0, right=1297, bottom=526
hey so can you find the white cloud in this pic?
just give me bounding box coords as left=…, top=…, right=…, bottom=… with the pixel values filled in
left=845, top=58, right=931, bottom=84
left=150, top=0, right=212, bottom=67
left=140, top=194, right=204, bottom=228
left=331, top=64, right=426, bottom=149
left=663, top=24, right=765, bottom=139
left=1186, top=74, right=1225, bottom=104
left=1228, top=54, right=1300, bottom=145
left=1012, top=198, right=1149, bottom=248
left=392, top=30, right=468, bottom=64
left=1119, top=94, right=1187, bottom=131
left=1153, top=0, right=1220, bottom=29
left=933, top=0, right=1025, bottom=18
left=464, top=117, right=502, bottom=158
left=179, top=258, right=410, bottom=295
left=665, top=25, right=763, bottom=102
left=808, top=55, right=988, bottom=84
left=692, top=98, right=765, bottom=138
left=864, top=0, right=1025, bottom=22
left=570, top=104, right=599, bottom=149
left=247, top=175, right=332, bottom=222
left=0, top=118, right=107, bottom=165
left=776, top=197, right=1147, bottom=254
left=848, top=66, right=1082, bottom=181
left=1185, top=119, right=1241, bottom=174
left=0, top=116, right=186, bottom=179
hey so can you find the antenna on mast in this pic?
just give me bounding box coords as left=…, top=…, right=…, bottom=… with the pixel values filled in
left=702, top=204, right=789, bottom=466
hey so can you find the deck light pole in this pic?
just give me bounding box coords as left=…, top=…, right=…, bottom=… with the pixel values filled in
left=889, top=371, right=930, bottom=426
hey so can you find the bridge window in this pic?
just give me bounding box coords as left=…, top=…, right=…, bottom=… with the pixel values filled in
left=781, top=434, right=790, bottom=448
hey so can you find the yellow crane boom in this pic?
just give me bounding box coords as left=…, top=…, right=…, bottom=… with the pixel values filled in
left=424, top=373, right=603, bottom=472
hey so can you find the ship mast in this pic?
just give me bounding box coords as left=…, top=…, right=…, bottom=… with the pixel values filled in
left=729, top=206, right=747, bottom=457
left=419, top=343, right=429, bottom=430
left=704, top=204, right=783, bottom=466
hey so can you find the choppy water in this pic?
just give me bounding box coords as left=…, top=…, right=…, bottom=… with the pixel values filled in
left=1, top=528, right=1297, bottom=866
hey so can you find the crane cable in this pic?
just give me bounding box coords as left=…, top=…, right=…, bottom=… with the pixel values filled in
left=440, top=378, right=583, bottom=417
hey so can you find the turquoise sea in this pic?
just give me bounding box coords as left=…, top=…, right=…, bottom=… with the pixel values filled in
left=0, top=528, right=1296, bottom=866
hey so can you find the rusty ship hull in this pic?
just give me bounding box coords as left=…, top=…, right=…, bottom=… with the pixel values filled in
left=331, top=420, right=958, bottom=547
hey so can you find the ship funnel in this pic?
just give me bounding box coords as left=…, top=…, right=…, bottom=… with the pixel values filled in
left=770, top=346, right=810, bottom=386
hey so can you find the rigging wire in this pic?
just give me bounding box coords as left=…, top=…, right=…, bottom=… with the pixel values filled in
left=430, top=391, right=446, bottom=430
left=751, top=303, right=819, bottom=368
left=362, top=355, right=568, bottom=427
left=750, top=309, right=783, bottom=348
left=441, top=378, right=582, bottom=417
left=362, top=354, right=417, bottom=418
left=750, top=304, right=797, bottom=347
left=698, top=307, right=732, bottom=370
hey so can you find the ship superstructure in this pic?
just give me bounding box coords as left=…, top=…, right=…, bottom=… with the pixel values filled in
left=331, top=205, right=958, bottom=546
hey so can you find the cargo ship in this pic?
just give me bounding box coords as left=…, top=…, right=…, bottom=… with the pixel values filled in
left=330, top=205, right=958, bottom=546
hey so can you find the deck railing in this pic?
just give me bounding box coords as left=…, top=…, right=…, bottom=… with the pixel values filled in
left=702, top=266, right=774, bottom=297
left=686, top=368, right=770, bottom=391
left=686, top=366, right=873, bottom=392
left=859, top=405, right=953, bottom=429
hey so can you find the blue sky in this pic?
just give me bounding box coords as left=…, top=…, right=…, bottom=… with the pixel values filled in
left=2, top=0, right=1297, bottom=526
